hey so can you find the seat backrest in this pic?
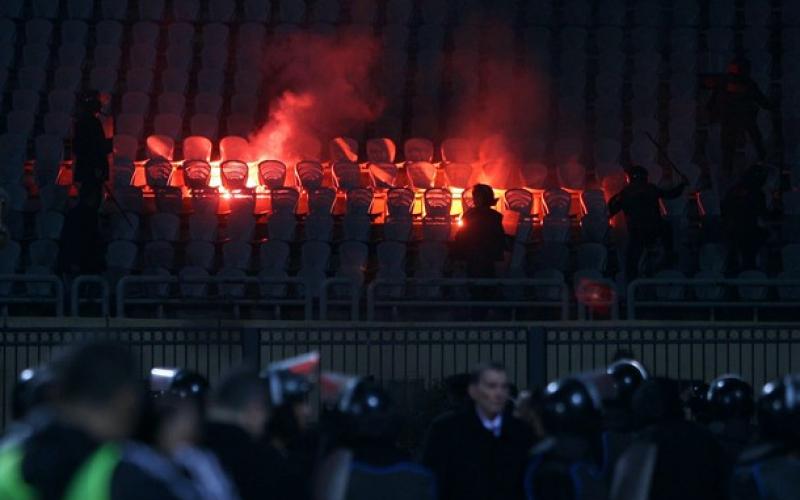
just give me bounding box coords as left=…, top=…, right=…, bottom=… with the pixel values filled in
left=223, top=240, right=252, bottom=269
left=377, top=241, right=406, bottom=270
left=296, top=161, right=324, bottom=190
left=338, top=241, right=368, bottom=270
left=308, top=188, right=337, bottom=215
left=150, top=213, right=180, bottom=241
left=544, top=188, right=571, bottom=217
left=220, top=135, right=251, bottom=162
left=221, top=160, right=249, bottom=190
left=504, top=189, right=533, bottom=215
left=444, top=163, right=474, bottom=189
left=259, top=240, right=290, bottom=271
left=271, top=187, right=300, bottom=215
left=333, top=161, right=362, bottom=190
left=106, top=240, right=138, bottom=269
left=699, top=243, right=727, bottom=272
left=387, top=188, right=414, bottom=218
left=404, top=137, right=434, bottom=162
left=329, top=136, right=358, bottom=162
left=184, top=160, right=212, bottom=189
left=782, top=244, right=800, bottom=272
left=36, top=211, right=64, bottom=240
left=185, top=241, right=215, bottom=270
left=346, top=188, right=373, bottom=215
left=366, top=137, right=396, bottom=163
left=422, top=189, right=452, bottom=223
left=183, top=135, right=213, bottom=162
left=113, top=134, right=139, bottom=163
left=441, top=137, right=474, bottom=163
left=369, top=162, right=398, bottom=189
left=145, top=158, right=173, bottom=188
left=146, top=134, right=175, bottom=160
left=301, top=240, right=331, bottom=270
left=407, top=161, right=436, bottom=190
left=259, top=160, right=287, bottom=189
left=0, top=241, right=21, bottom=273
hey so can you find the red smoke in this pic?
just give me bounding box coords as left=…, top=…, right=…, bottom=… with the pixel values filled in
left=249, top=32, right=385, bottom=166
left=445, top=26, right=550, bottom=188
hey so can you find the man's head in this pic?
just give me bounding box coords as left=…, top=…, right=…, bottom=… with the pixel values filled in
left=471, top=184, right=497, bottom=208
left=468, top=362, right=510, bottom=419
left=78, top=90, right=103, bottom=115
left=209, top=368, right=269, bottom=439
left=51, top=340, right=142, bottom=440
left=626, top=165, right=649, bottom=184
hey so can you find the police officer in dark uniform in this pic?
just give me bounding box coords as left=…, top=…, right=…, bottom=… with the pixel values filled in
left=707, top=58, right=773, bottom=177
left=721, top=165, right=769, bottom=273
left=315, top=380, right=436, bottom=500
left=525, top=377, right=609, bottom=500
left=706, top=375, right=756, bottom=460
left=731, top=374, right=800, bottom=500
left=608, top=166, right=687, bottom=282
left=602, top=359, right=648, bottom=480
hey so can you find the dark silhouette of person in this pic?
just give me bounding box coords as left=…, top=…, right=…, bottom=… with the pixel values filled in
left=454, top=184, right=508, bottom=315
left=608, top=166, right=687, bottom=282
left=612, top=378, right=728, bottom=500
left=73, top=90, right=112, bottom=210
left=721, top=165, right=769, bottom=273
left=707, top=58, right=773, bottom=177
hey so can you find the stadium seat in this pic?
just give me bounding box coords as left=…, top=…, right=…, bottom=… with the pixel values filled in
left=154, top=114, right=183, bottom=141
left=185, top=241, right=215, bottom=271
left=183, top=136, right=213, bottom=162
left=222, top=241, right=252, bottom=270
left=296, top=161, right=325, bottom=191
left=149, top=213, right=180, bottom=242
left=179, top=266, right=210, bottom=298
left=190, top=115, right=220, bottom=141
left=109, top=212, right=140, bottom=241
left=333, top=162, right=362, bottom=191
left=221, top=161, right=250, bottom=192
left=258, top=161, right=287, bottom=190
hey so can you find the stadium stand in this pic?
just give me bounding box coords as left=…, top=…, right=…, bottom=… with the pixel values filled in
left=0, top=0, right=797, bottom=321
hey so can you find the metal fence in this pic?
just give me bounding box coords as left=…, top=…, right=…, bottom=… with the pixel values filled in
left=2, top=321, right=800, bottom=430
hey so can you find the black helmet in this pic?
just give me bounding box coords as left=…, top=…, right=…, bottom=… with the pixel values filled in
left=607, top=359, right=649, bottom=406
left=707, top=375, right=754, bottom=421
left=627, top=165, right=649, bottom=183
left=757, top=375, right=800, bottom=444
left=149, top=367, right=208, bottom=401
left=542, top=377, right=603, bottom=435
left=11, top=367, right=54, bottom=420
left=339, top=380, right=391, bottom=416
left=268, top=369, right=313, bottom=406
left=170, top=370, right=209, bottom=400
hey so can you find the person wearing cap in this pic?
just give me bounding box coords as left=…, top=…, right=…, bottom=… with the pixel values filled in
left=73, top=90, right=113, bottom=209
left=731, top=374, right=800, bottom=500
left=422, top=362, right=533, bottom=500
left=707, top=58, right=773, bottom=178
left=608, top=166, right=687, bottom=282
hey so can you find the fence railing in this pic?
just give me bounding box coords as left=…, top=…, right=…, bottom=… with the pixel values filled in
left=115, top=275, right=312, bottom=319
left=627, top=278, right=800, bottom=320
left=4, top=274, right=800, bottom=322
left=366, top=278, right=569, bottom=321
left=3, top=321, right=799, bottom=431
left=0, top=274, right=64, bottom=317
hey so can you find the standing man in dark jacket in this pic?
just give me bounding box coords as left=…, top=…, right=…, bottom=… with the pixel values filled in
left=422, top=362, right=534, bottom=500
left=73, top=90, right=112, bottom=210
left=707, top=58, right=773, bottom=177
left=455, top=184, right=508, bottom=279
left=608, top=166, right=687, bottom=282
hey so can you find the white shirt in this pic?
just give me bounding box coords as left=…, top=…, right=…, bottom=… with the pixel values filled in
left=476, top=408, right=503, bottom=438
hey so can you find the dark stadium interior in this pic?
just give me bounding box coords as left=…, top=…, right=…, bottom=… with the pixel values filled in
left=2, top=1, right=800, bottom=499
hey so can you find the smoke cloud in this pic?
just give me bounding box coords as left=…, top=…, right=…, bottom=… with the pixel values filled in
left=249, top=31, right=385, bottom=165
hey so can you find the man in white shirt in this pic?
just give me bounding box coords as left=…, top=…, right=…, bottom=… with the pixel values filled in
left=423, top=362, right=534, bottom=500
